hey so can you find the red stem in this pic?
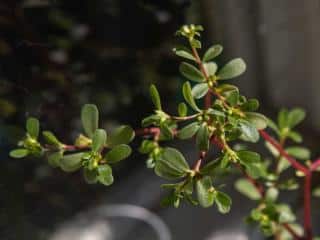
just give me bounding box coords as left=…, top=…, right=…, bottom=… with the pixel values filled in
left=283, top=223, right=302, bottom=240
left=304, top=173, right=312, bottom=240
left=259, top=130, right=308, bottom=174
left=310, top=157, right=320, bottom=171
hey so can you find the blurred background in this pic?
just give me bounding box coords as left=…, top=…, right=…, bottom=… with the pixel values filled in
left=1, top=0, right=320, bottom=239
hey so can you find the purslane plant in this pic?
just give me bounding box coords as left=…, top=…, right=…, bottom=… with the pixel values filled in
left=10, top=24, right=320, bottom=240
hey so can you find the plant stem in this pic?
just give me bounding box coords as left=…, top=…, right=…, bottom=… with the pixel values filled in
left=304, top=173, right=312, bottom=240
left=259, top=130, right=308, bottom=174
left=190, top=46, right=211, bottom=109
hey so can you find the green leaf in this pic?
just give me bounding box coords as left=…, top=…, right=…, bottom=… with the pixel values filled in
left=203, top=62, right=218, bottom=76
left=155, top=147, right=189, bottom=180
left=81, top=104, right=99, bottom=138
left=83, top=168, right=98, bottom=184
left=141, top=114, right=161, bottom=127
left=217, top=58, right=246, bottom=80
left=42, top=131, right=62, bottom=146
left=107, top=125, right=135, bottom=147
left=287, top=108, right=306, bottom=128
left=278, top=109, right=289, bottom=129
left=235, top=178, right=261, bottom=200
left=220, top=153, right=230, bottom=169
left=196, top=177, right=215, bottom=208
left=277, top=204, right=296, bottom=223
left=179, top=62, right=205, bottom=82
left=312, top=187, right=320, bottom=197
left=105, top=144, right=132, bottom=163
left=265, top=187, right=279, bottom=202
left=139, top=140, right=157, bottom=154
left=182, top=81, right=201, bottom=112
left=177, top=122, right=200, bottom=139
left=287, top=131, right=303, bottom=143
left=225, top=89, right=239, bottom=106
left=202, top=44, right=223, bottom=62
left=241, top=99, right=259, bottom=111
left=160, top=122, right=174, bottom=140
left=190, top=39, right=201, bottom=49
left=91, top=129, right=107, bottom=152
left=215, top=191, right=232, bottom=213
left=26, top=117, right=40, bottom=139
left=237, top=150, right=261, bottom=164
left=196, top=123, right=210, bottom=151
left=173, top=46, right=196, bottom=61
left=149, top=84, right=162, bottom=110
left=239, top=120, right=259, bottom=142
left=245, top=112, right=268, bottom=130
left=97, top=164, right=114, bottom=186
left=48, top=151, right=63, bottom=167
left=60, top=152, right=84, bottom=172
left=178, top=103, right=188, bottom=117
left=266, top=117, right=280, bottom=135
left=9, top=149, right=29, bottom=158
left=286, top=146, right=310, bottom=160
left=200, top=159, right=220, bottom=176
left=191, top=83, right=209, bottom=99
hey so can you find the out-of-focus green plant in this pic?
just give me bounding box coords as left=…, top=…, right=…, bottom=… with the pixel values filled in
left=10, top=24, right=320, bottom=240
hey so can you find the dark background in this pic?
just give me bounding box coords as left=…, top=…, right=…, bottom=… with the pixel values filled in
left=1, top=0, right=320, bottom=239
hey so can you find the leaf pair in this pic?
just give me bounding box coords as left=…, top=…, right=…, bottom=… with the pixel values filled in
left=196, top=176, right=232, bottom=213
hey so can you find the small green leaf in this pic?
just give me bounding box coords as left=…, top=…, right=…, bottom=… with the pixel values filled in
left=287, top=108, right=306, bottom=128
left=265, top=187, right=279, bottom=202
left=182, top=81, right=201, bottom=112
left=196, top=176, right=215, bottom=208
left=48, top=151, right=63, bottom=167
left=83, top=168, right=98, bottom=184
left=173, top=46, right=196, bottom=61
left=278, top=109, right=289, bottom=129
left=60, top=152, right=84, bottom=172
left=191, top=83, right=209, bottom=99
left=196, top=123, right=210, bottom=151
left=215, top=191, right=232, bottom=214
left=287, top=131, right=303, bottom=143
left=105, top=144, right=132, bottom=163
left=177, top=122, right=200, bottom=140
left=26, top=117, right=40, bottom=139
left=190, top=39, right=201, bottom=49
left=178, top=102, right=188, bottom=117
left=139, top=140, right=157, bottom=154
left=202, top=44, right=223, bottom=62
left=97, top=164, right=114, bottom=186
left=277, top=204, right=296, bottom=223
left=241, top=99, right=259, bottom=112
left=245, top=112, right=268, bottom=130
left=9, top=149, right=29, bottom=158
left=217, top=58, right=246, bottom=80
left=220, top=153, right=230, bottom=169
left=200, top=159, right=220, bottom=176
left=312, top=187, right=320, bottom=197
left=155, top=147, right=189, bottom=180
left=179, top=62, right=205, bottom=82
left=239, top=120, right=259, bottom=142
left=91, top=129, right=107, bottom=152
left=203, top=62, right=218, bottom=76
left=237, top=150, right=261, bottom=164
left=286, top=146, right=310, bottom=160
left=42, top=131, right=62, bottom=146
left=81, top=104, right=99, bottom=138
left=160, top=122, right=174, bottom=140
left=107, top=125, right=135, bottom=147
left=235, top=178, right=261, bottom=200
left=149, top=84, right=162, bottom=110
left=225, top=89, right=239, bottom=106
left=266, top=117, right=280, bottom=135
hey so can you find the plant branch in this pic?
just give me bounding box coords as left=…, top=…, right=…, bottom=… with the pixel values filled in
left=259, top=130, right=308, bottom=174
left=304, top=173, right=313, bottom=240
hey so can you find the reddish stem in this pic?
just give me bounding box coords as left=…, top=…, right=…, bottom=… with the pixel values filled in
left=283, top=223, right=302, bottom=240
left=259, top=130, right=308, bottom=174
left=310, top=157, right=320, bottom=171
left=304, top=173, right=313, bottom=240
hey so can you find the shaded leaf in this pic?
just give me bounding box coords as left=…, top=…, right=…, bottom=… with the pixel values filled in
left=235, top=178, right=261, bottom=200
left=182, top=81, right=201, bottom=112
left=196, top=176, right=215, bottom=208
left=9, top=149, right=29, bottom=158
left=26, top=117, right=39, bottom=139
left=97, top=164, right=114, bottom=186
left=179, top=62, right=205, bottom=82
left=105, top=144, right=132, bottom=163
left=60, top=152, right=84, bottom=172
left=92, top=129, right=107, bottom=152
left=81, top=104, right=99, bottom=138
left=149, top=84, right=162, bottom=110
left=192, top=83, right=209, bottom=99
